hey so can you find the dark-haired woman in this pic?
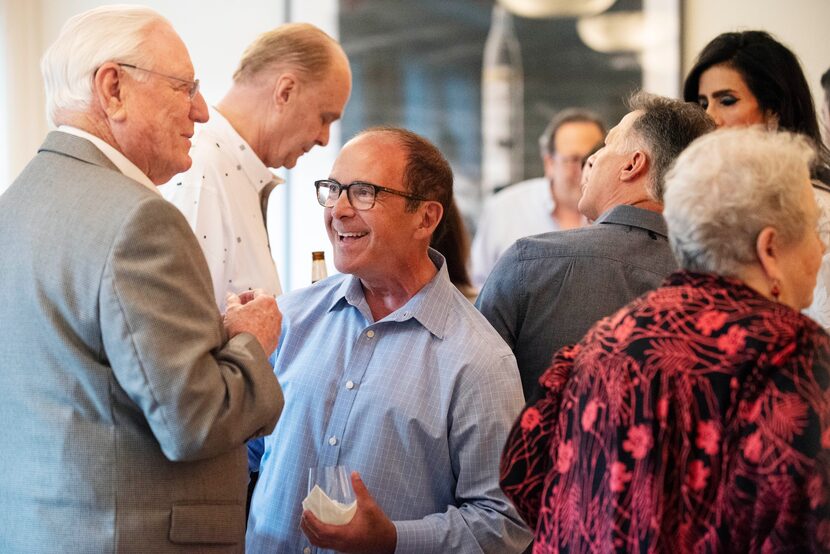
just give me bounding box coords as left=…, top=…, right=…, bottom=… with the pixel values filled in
left=684, top=30, right=830, bottom=329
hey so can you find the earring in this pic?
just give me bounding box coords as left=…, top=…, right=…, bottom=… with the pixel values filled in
left=770, top=279, right=781, bottom=301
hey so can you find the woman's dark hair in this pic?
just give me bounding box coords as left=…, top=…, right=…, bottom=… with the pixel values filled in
left=683, top=31, right=830, bottom=182
left=430, top=199, right=473, bottom=290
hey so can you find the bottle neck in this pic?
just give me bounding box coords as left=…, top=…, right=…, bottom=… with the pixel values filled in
left=311, top=255, right=328, bottom=284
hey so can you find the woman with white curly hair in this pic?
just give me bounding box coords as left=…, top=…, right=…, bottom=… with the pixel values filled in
left=501, top=127, right=830, bottom=552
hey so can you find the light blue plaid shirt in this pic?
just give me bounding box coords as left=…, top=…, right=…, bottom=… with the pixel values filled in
left=246, top=251, right=531, bottom=553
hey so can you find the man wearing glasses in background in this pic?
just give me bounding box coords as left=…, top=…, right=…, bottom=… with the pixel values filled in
left=246, top=127, right=532, bottom=553
left=471, top=109, right=606, bottom=288
left=161, top=23, right=352, bottom=311
left=0, top=6, right=283, bottom=551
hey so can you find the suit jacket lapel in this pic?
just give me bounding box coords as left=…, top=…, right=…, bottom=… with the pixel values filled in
left=38, top=131, right=120, bottom=174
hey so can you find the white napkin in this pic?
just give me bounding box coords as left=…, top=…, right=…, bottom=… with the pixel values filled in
left=302, top=484, right=357, bottom=525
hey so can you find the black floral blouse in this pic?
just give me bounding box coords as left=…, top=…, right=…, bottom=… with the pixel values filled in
left=501, top=271, right=830, bottom=553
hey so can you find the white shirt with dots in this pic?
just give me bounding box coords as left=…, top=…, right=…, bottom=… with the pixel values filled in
left=160, top=107, right=282, bottom=311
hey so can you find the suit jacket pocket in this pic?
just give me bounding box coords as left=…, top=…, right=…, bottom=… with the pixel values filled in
left=169, top=503, right=245, bottom=544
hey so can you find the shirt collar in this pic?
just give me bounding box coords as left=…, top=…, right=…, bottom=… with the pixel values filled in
left=207, top=106, right=284, bottom=192
left=57, top=125, right=158, bottom=194
left=328, top=249, right=453, bottom=339
left=594, top=204, right=668, bottom=237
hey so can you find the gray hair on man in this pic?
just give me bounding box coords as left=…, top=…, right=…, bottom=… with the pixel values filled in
left=625, top=91, right=716, bottom=203
left=664, top=127, right=815, bottom=277
left=41, top=5, right=165, bottom=127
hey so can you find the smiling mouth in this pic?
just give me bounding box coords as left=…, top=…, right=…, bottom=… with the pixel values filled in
left=337, top=231, right=368, bottom=241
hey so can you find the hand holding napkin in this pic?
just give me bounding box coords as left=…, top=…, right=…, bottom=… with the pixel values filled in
left=302, top=484, right=357, bottom=525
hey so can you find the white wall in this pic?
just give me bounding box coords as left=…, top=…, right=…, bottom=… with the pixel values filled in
left=0, top=1, right=45, bottom=190
left=683, top=0, right=830, bottom=109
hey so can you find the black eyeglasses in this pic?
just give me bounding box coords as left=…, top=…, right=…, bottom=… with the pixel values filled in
left=315, top=179, right=428, bottom=210
left=118, top=63, right=200, bottom=99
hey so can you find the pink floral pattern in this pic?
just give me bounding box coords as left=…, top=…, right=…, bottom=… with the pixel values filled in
left=623, top=425, right=653, bottom=460
left=695, top=309, right=728, bottom=336
left=521, top=407, right=541, bottom=432
left=500, top=271, right=830, bottom=553
left=695, top=420, right=720, bottom=456
left=556, top=441, right=574, bottom=474
left=687, top=460, right=710, bottom=491
left=581, top=399, right=599, bottom=431
left=613, top=316, right=636, bottom=342
left=743, top=430, right=763, bottom=463
left=716, top=324, right=748, bottom=356
left=609, top=461, right=632, bottom=493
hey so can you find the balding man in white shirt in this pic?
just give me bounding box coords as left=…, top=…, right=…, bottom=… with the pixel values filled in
left=162, top=23, right=352, bottom=309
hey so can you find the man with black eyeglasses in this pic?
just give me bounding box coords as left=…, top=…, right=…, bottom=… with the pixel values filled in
left=471, top=108, right=606, bottom=288
left=246, top=127, right=532, bottom=554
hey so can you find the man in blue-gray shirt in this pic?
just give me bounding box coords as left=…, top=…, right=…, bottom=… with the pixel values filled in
left=247, top=127, right=531, bottom=553
left=477, top=92, right=714, bottom=402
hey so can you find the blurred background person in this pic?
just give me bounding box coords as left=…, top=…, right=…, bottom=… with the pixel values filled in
left=431, top=198, right=477, bottom=301
left=684, top=30, right=830, bottom=330
left=501, top=128, right=830, bottom=552
left=471, top=109, right=605, bottom=288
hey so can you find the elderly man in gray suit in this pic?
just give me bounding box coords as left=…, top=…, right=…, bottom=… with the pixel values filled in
left=0, top=6, right=283, bottom=552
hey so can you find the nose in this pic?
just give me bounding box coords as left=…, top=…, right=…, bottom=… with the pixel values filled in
left=705, top=104, right=723, bottom=127
left=581, top=153, right=596, bottom=181
left=329, top=186, right=354, bottom=218
left=316, top=123, right=331, bottom=147
left=585, top=152, right=597, bottom=168
left=190, top=91, right=209, bottom=123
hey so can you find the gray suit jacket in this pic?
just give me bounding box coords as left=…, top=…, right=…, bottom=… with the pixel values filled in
left=0, top=132, right=283, bottom=552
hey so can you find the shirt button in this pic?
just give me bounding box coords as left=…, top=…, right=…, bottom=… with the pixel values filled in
left=366, top=330, right=375, bottom=338
left=345, top=380, right=355, bottom=390
left=303, top=548, right=311, bottom=554
left=328, top=436, right=337, bottom=446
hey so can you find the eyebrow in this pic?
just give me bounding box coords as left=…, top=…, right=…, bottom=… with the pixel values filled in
left=701, top=89, right=739, bottom=99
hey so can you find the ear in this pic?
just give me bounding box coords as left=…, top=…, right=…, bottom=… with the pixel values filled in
left=414, top=201, right=444, bottom=241
left=619, top=150, right=648, bottom=182
left=755, top=226, right=783, bottom=282
left=94, top=62, right=127, bottom=121
left=272, top=72, right=298, bottom=111
left=542, top=153, right=555, bottom=180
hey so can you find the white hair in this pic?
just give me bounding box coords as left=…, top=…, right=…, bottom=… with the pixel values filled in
left=663, top=127, right=815, bottom=276
left=41, top=5, right=168, bottom=127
